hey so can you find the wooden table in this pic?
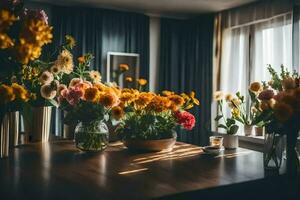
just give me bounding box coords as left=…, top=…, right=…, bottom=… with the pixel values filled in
left=0, top=141, right=297, bottom=200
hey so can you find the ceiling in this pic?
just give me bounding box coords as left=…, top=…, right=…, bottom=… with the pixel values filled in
left=29, top=0, right=258, bottom=18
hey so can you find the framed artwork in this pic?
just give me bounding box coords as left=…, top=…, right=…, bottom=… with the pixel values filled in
left=106, top=52, right=140, bottom=88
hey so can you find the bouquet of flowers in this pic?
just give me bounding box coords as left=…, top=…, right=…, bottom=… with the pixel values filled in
left=0, top=0, right=52, bottom=82
left=116, top=89, right=199, bottom=141
left=250, top=65, right=300, bottom=174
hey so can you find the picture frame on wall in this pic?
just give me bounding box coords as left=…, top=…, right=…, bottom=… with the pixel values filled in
left=106, top=52, right=140, bottom=88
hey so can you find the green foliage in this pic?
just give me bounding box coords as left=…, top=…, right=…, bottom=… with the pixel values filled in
left=64, top=101, right=108, bottom=125
left=214, top=101, right=239, bottom=135
left=118, top=110, right=177, bottom=140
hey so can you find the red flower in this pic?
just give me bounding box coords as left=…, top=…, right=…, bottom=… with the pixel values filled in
left=175, top=111, right=196, bottom=130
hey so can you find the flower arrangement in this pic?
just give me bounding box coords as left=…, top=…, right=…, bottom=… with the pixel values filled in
left=21, top=35, right=77, bottom=107
left=251, top=65, right=300, bottom=134
left=116, top=89, right=199, bottom=140
left=0, top=0, right=52, bottom=81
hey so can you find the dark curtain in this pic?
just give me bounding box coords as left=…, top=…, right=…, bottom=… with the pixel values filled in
left=159, top=15, right=214, bottom=146
left=48, top=6, right=149, bottom=136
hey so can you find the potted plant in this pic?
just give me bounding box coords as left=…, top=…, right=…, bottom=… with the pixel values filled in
left=58, top=77, right=120, bottom=152
left=214, top=91, right=239, bottom=149
left=116, top=89, right=199, bottom=152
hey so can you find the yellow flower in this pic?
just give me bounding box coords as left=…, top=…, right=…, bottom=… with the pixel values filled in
left=65, top=35, right=76, bottom=49
left=84, top=87, right=100, bottom=102
left=137, top=78, right=147, bottom=86
left=119, top=64, right=129, bottom=72
left=125, top=77, right=133, bottom=82
left=0, top=9, right=17, bottom=30
left=120, top=92, right=137, bottom=105
left=213, top=91, right=223, bottom=101
left=168, top=94, right=185, bottom=106
left=111, top=106, right=124, bottom=120
left=274, top=102, right=294, bottom=122
left=0, top=33, right=14, bottom=49
left=146, top=95, right=171, bottom=113
left=134, top=92, right=154, bottom=109
left=0, top=84, right=15, bottom=104
left=232, top=98, right=241, bottom=107
left=249, top=82, right=262, bottom=92
left=55, top=49, right=73, bottom=74
left=225, top=93, right=233, bottom=102
left=99, top=92, right=118, bottom=108
left=11, top=83, right=29, bottom=102
left=162, top=90, right=174, bottom=96
left=189, top=91, right=200, bottom=105
left=231, top=108, right=240, bottom=118
left=77, top=56, right=85, bottom=64
left=89, top=70, right=101, bottom=83
left=50, top=65, right=60, bottom=74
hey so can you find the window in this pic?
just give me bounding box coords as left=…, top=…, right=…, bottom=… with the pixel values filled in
left=217, top=13, right=293, bottom=135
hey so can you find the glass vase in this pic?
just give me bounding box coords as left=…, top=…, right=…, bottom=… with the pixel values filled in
left=75, top=121, right=109, bottom=152
left=264, top=133, right=284, bottom=175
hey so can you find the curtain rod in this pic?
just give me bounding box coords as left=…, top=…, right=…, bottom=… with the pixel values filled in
left=227, top=11, right=293, bottom=30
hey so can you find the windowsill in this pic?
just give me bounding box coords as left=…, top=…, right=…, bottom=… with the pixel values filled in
left=211, top=131, right=264, bottom=152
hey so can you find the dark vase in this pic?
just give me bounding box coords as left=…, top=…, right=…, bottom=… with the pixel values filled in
left=286, top=130, right=300, bottom=176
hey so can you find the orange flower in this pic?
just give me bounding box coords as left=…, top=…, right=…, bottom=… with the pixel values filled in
left=99, top=93, right=118, bottom=108
left=135, top=92, right=154, bottom=109
left=168, top=94, right=185, bottom=106
left=119, top=64, right=129, bottom=72
left=137, top=78, right=147, bottom=86
left=125, top=77, right=133, bottom=82
left=84, top=87, right=99, bottom=102
left=77, top=56, right=85, bottom=64
left=111, top=106, right=124, bottom=120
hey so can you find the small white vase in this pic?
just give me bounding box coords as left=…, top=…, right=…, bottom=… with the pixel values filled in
left=9, top=111, right=19, bottom=147
left=30, top=106, right=52, bottom=142
left=0, top=114, right=10, bottom=158
left=255, top=126, right=265, bottom=136
left=244, top=125, right=253, bottom=136
left=223, top=134, right=239, bottom=149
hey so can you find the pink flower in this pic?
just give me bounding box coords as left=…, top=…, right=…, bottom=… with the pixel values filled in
left=175, top=111, right=196, bottom=131
left=65, top=87, right=84, bottom=106
left=258, top=89, right=274, bottom=101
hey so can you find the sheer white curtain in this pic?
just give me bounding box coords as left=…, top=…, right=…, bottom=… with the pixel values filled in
left=220, top=27, right=250, bottom=97
left=251, top=14, right=293, bottom=82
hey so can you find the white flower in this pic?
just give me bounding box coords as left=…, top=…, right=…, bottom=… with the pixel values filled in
left=69, top=78, right=82, bottom=87
left=50, top=64, right=61, bottom=74
left=213, top=91, right=223, bottom=101
left=39, top=71, right=54, bottom=85
left=40, top=84, right=57, bottom=99
left=89, top=70, right=101, bottom=83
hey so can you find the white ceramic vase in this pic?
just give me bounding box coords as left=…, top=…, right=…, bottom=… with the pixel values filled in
left=223, top=134, right=239, bottom=149
left=0, top=114, right=10, bottom=158
left=30, top=106, right=52, bottom=142
left=9, top=111, right=19, bottom=147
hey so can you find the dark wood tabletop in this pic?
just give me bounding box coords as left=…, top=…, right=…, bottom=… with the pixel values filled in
left=0, top=140, right=276, bottom=200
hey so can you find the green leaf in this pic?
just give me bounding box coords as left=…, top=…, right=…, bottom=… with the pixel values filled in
left=218, top=124, right=228, bottom=130
left=229, top=125, right=239, bottom=135
left=226, top=118, right=235, bottom=127
left=214, top=115, right=222, bottom=121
